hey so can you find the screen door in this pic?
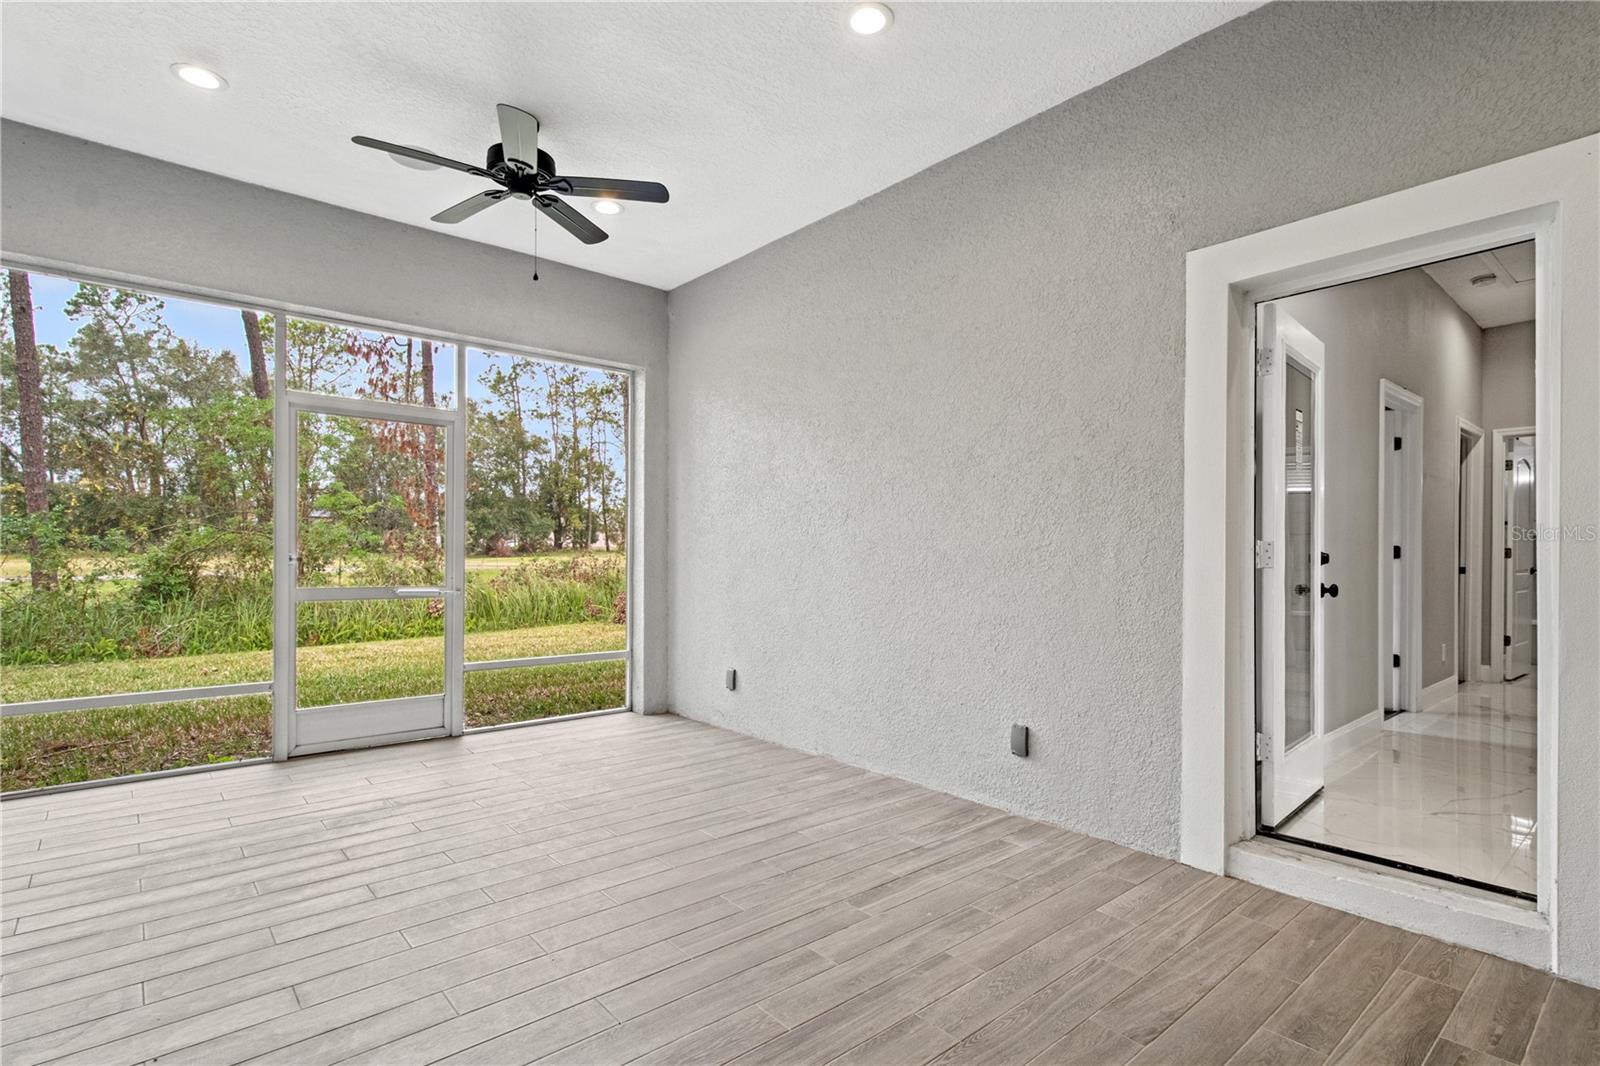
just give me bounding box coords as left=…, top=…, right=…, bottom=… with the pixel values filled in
left=275, top=392, right=464, bottom=756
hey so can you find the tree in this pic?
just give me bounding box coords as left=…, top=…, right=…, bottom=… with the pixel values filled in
left=5, top=270, right=55, bottom=588
left=240, top=310, right=270, bottom=400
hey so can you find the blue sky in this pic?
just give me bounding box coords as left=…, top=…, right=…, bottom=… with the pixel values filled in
left=31, top=273, right=246, bottom=358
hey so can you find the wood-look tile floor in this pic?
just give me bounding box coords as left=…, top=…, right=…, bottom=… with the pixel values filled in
left=1, top=713, right=1594, bottom=1066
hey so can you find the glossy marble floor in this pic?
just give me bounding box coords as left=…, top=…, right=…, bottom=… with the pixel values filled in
left=1278, top=674, right=1537, bottom=895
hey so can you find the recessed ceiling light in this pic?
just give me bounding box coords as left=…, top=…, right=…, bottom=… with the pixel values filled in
left=848, top=2, right=893, bottom=35
left=170, top=63, right=227, bottom=91
left=389, top=147, right=441, bottom=171
left=592, top=200, right=622, bottom=216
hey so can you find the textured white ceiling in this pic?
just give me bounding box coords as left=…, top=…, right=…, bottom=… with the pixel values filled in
left=1423, top=242, right=1536, bottom=329
left=0, top=2, right=1256, bottom=290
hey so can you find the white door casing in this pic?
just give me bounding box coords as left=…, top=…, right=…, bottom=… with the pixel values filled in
left=1455, top=420, right=1485, bottom=685
left=1256, top=304, right=1327, bottom=827
left=1378, top=381, right=1423, bottom=717
left=1184, top=135, right=1598, bottom=980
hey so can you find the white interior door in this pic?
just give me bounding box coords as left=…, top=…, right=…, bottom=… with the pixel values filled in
left=1505, top=438, right=1536, bottom=680
left=1256, top=305, right=1327, bottom=828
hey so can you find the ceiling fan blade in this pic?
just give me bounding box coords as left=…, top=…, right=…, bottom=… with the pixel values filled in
left=552, top=177, right=670, bottom=203
left=352, top=136, right=493, bottom=178
left=431, top=190, right=510, bottom=224
left=534, top=195, right=609, bottom=245
left=496, top=104, right=540, bottom=168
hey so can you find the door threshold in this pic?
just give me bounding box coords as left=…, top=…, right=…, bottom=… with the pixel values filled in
left=1226, top=837, right=1547, bottom=970
left=1255, top=828, right=1533, bottom=902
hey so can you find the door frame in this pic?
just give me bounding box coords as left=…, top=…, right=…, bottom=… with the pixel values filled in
left=271, top=331, right=637, bottom=759
left=1455, top=418, right=1485, bottom=685
left=1376, top=380, right=1423, bottom=717
left=1255, top=305, right=1327, bottom=828
left=1181, top=135, right=1598, bottom=976
left=1490, top=426, right=1536, bottom=683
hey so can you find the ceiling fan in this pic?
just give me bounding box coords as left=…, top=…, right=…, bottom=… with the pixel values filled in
left=352, top=104, right=668, bottom=245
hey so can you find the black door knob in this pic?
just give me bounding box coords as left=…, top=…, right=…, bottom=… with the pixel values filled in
left=1320, top=583, right=1339, bottom=598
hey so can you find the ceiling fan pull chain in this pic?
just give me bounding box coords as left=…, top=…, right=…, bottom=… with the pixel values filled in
left=532, top=210, right=540, bottom=282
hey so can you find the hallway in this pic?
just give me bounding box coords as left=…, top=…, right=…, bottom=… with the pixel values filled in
left=1278, top=677, right=1537, bottom=895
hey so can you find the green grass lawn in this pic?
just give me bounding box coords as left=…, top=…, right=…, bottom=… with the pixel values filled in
left=0, top=622, right=625, bottom=792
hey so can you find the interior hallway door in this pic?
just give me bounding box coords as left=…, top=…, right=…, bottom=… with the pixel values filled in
left=1256, top=305, right=1328, bottom=828
left=1505, top=437, right=1536, bottom=681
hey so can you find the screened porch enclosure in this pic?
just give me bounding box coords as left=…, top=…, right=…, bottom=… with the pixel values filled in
left=0, top=272, right=633, bottom=792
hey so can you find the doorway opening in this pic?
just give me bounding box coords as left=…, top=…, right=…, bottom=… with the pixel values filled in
left=1254, top=241, right=1538, bottom=900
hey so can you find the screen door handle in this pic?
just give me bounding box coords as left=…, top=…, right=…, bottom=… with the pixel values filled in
left=394, top=587, right=442, bottom=598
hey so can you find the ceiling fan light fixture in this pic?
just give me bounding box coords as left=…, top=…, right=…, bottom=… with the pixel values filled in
left=848, top=2, right=893, bottom=35
left=592, top=199, right=623, bottom=216
left=170, top=63, right=227, bottom=91
left=389, top=146, right=442, bottom=171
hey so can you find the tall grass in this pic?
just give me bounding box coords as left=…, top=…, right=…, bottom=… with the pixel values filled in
left=0, top=553, right=625, bottom=665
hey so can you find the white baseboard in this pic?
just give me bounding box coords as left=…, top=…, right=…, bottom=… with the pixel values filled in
left=1325, top=708, right=1381, bottom=760
left=1421, top=676, right=1460, bottom=709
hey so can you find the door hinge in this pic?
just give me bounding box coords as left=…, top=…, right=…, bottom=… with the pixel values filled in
left=1506, top=459, right=1514, bottom=471
left=1459, top=564, right=1467, bottom=575
left=1256, top=348, right=1274, bottom=377
left=1394, top=436, right=1403, bottom=450
left=1255, top=732, right=1269, bottom=762
left=1393, top=653, right=1402, bottom=668
left=1504, top=634, right=1512, bottom=647
left=1255, top=540, right=1274, bottom=569
left=1393, top=544, right=1402, bottom=560
left=1505, top=547, right=1513, bottom=559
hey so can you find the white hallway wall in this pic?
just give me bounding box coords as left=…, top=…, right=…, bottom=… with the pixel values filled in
left=1480, top=320, right=1537, bottom=668
left=664, top=2, right=1600, bottom=856
left=0, top=121, right=672, bottom=713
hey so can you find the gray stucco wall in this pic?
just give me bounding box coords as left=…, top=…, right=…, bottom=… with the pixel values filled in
left=1278, top=269, right=1484, bottom=726
left=664, top=2, right=1599, bottom=855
